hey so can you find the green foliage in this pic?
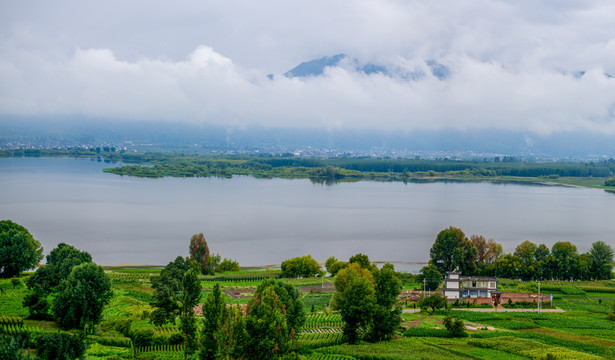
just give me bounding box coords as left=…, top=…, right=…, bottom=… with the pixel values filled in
left=37, top=333, right=86, bottom=360
left=216, top=258, right=240, bottom=273
left=415, top=264, right=442, bottom=292
left=325, top=257, right=338, bottom=274
left=0, top=334, right=32, bottom=360
left=178, top=267, right=201, bottom=356
left=281, top=255, right=322, bottom=278
left=429, top=226, right=477, bottom=274
left=368, top=264, right=402, bottom=341
left=245, top=286, right=291, bottom=359
left=348, top=254, right=371, bottom=269
left=333, top=263, right=376, bottom=344
left=442, top=316, right=466, bottom=337
left=0, top=220, right=43, bottom=278
left=468, top=336, right=603, bottom=360
left=605, top=176, right=615, bottom=186
left=53, top=262, right=113, bottom=331
left=189, top=233, right=211, bottom=275
left=329, top=261, right=348, bottom=277
left=131, top=328, right=155, bottom=347
left=254, top=278, right=306, bottom=333
left=418, top=294, right=448, bottom=314
left=22, top=285, right=50, bottom=319
left=150, top=256, right=191, bottom=326
left=589, top=241, right=614, bottom=280
left=200, top=282, right=225, bottom=360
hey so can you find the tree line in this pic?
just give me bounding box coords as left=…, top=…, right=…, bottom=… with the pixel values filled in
left=423, top=226, right=614, bottom=289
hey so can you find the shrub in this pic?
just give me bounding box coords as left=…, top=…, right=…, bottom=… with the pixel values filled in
left=281, top=255, right=321, bottom=278
left=130, top=328, right=154, bottom=348
left=443, top=316, right=466, bottom=337
left=36, top=333, right=86, bottom=360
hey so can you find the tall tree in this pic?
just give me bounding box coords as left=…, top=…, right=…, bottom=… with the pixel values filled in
left=281, top=255, right=321, bottom=278
left=52, top=262, right=112, bottom=332
left=429, top=227, right=477, bottom=275
left=179, top=266, right=202, bottom=360
left=150, top=256, right=192, bottom=326
left=368, top=263, right=402, bottom=341
left=189, top=233, right=211, bottom=275
left=551, top=242, right=578, bottom=280
left=254, top=279, right=305, bottom=334
left=244, top=286, right=291, bottom=359
left=28, top=243, right=92, bottom=292
left=332, top=263, right=376, bottom=344
left=514, top=240, right=538, bottom=265
left=200, top=282, right=225, bottom=360
left=0, top=220, right=43, bottom=278
left=416, top=264, right=443, bottom=291
left=349, top=253, right=372, bottom=269
left=589, top=241, right=614, bottom=280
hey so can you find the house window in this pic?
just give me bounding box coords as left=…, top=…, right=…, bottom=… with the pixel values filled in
left=472, top=281, right=476, bottom=287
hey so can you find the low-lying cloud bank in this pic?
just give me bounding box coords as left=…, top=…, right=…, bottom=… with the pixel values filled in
left=1, top=44, right=615, bottom=135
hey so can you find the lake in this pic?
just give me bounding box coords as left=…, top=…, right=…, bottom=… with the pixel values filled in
left=1, top=157, right=614, bottom=269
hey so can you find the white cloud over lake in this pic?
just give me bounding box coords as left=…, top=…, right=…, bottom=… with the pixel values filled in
left=1, top=0, right=615, bottom=134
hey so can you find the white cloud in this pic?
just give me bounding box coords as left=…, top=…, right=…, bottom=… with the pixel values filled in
left=1, top=0, right=615, bottom=134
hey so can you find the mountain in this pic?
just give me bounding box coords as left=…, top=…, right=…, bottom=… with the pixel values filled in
left=284, top=54, right=387, bottom=78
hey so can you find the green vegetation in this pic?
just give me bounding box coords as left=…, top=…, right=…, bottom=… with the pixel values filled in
left=281, top=255, right=322, bottom=278
left=2, top=222, right=615, bottom=359
left=0, top=220, right=43, bottom=278
left=429, top=227, right=614, bottom=281
left=3, top=149, right=615, bottom=189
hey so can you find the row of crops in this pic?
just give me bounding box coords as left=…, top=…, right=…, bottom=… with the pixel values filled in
left=199, top=271, right=281, bottom=282
left=301, top=313, right=343, bottom=333
left=297, top=331, right=344, bottom=351
left=107, top=272, right=152, bottom=285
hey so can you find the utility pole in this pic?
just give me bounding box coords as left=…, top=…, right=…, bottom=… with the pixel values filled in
left=423, top=278, right=426, bottom=298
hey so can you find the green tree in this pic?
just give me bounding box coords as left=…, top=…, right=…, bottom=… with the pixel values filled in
left=200, top=282, right=225, bottom=360
left=36, top=333, right=86, bottom=360
left=0, top=220, right=43, bottom=278
left=325, top=256, right=338, bottom=274
left=244, top=286, right=291, bottom=359
left=217, top=258, right=240, bottom=273
left=534, top=244, right=550, bottom=262
left=150, top=256, right=191, bottom=326
left=0, top=334, right=32, bottom=360
left=189, top=233, right=211, bottom=275
left=589, top=241, right=614, bottom=280
left=53, top=262, right=112, bottom=332
left=179, top=266, right=202, bottom=359
left=254, top=279, right=305, bottom=333
left=429, top=226, right=477, bottom=275
left=349, top=253, right=372, bottom=269
left=281, top=255, right=321, bottom=278
left=514, top=240, right=538, bottom=266
left=217, top=305, right=247, bottom=359
left=328, top=261, right=348, bottom=276
left=552, top=242, right=578, bottom=280
left=368, top=263, right=402, bottom=341
left=332, top=263, right=376, bottom=344
left=22, top=285, right=50, bottom=320
left=416, top=264, right=443, bottom=291
left=28, top=243, right=92, bottom=292
left=443, top=316, right=466, bottom=337
left=418, top=293, right=448, bottom=314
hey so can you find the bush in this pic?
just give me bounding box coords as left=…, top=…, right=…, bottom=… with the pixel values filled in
left=217, top=258, right=240, bottom=273
left=36, top=333, right=86, bottom=360
left=281, top=255, right=321, bottom=278
left=443, top=316, right=466, bottom=337
left=418, top=293, right=448, bottom=313
left=130, top=328, right=154, bottom=348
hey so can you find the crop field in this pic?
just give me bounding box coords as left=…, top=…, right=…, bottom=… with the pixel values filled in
left=4, top=269, right=615, bottom=359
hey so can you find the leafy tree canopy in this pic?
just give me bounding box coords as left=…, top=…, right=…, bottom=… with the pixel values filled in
left=28, top=243, right=92, bottom=292
left=333, top=263, right=376, bottom=344
left=254, top=278, right=305, bottom=333
left=429, top=226, right=477, bottom=275
left=53, top=262, right=112, bottom=331
left=589, top=241, right=614, bottom=280
left=416, top=264, right=443, bottom=292
left=150, top=256, right=192, bottom=326
left=189, top=233, right=211, bottom=275
left=281, top=255, right=321, bottom=278
left=0, top=220, right=43, bottom=278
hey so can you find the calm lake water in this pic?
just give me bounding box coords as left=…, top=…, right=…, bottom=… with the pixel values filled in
left=1, top=157, right=614, bottom=269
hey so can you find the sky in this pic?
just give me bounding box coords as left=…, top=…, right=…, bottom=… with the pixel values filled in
left=1, top=0, right=615, bottom=134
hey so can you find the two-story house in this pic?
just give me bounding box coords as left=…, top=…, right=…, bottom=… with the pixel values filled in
left=442, top=269, right=500, bottom=302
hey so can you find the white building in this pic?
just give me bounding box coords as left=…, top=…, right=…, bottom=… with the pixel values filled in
left=442, top=269, right=500, bottom=301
